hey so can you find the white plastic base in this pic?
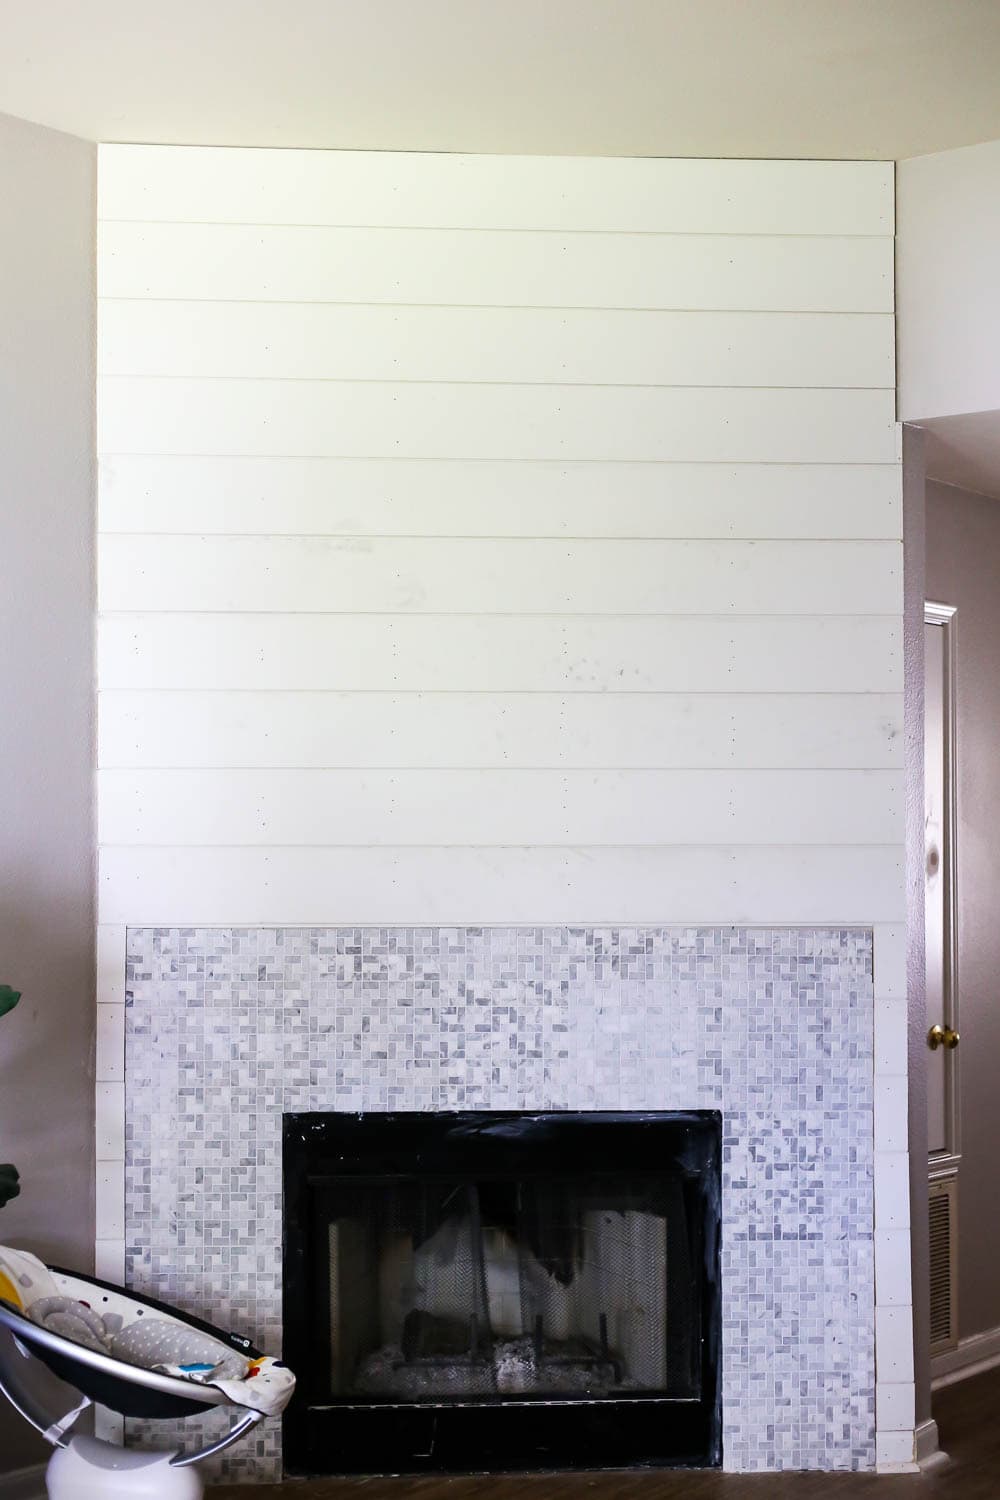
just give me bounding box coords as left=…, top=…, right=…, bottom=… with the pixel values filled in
left=46, top=1436, right=203, bottom=1500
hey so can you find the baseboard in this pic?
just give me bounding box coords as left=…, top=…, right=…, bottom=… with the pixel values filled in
left=915, top=1418, right=946, bottom=1468
left=0, top=1464, right=46, bottom=1500
left=932, top=1322, right=1000, bottom=1389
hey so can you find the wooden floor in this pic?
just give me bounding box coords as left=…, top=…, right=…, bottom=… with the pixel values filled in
left=215, top=1368, right=998, bottom=1498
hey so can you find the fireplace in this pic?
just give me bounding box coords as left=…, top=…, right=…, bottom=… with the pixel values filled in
left=125, top=926, right=877, bottom=1479
left=282, top=1110, right=721, bottom=1474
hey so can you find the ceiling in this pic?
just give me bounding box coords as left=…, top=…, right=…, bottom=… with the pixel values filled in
left=923, top=412, right=1000, bottom=502
left=2, top=0, right=1000, bottom=158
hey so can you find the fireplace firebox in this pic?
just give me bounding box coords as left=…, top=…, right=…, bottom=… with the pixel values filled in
left=282, top=1111, right=721, bottom=1475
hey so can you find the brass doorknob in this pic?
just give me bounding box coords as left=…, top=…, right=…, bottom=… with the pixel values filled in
left=928, top=1024, right=960, bottom=1051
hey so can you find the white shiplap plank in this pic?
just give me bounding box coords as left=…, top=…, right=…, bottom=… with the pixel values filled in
left=97, top=844, right=906, bottom=927
left=97, top=690, right=905, bottom=771
left=99, top=147, right=893, bottom=236
left=98, top=380, right=898, bottom=464
left=98, top=536, right=902, bottom=616
left=98, top=768, right=903, bottom=847
left=98, top=614, right=902, bottom=693
left=98, top=222, right=893, bottom=313
left=98, top=456, right=903, bottom=541
left=94, top=149, right=903, bottom=955
left=98, top=301, right=895, bottom=388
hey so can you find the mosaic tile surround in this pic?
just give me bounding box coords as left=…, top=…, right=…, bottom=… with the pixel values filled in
left=124, top=926, right=875, bottom=1479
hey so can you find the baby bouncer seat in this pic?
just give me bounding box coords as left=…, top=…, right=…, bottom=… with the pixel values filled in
left=0, top=1247, right=295, bottom=1499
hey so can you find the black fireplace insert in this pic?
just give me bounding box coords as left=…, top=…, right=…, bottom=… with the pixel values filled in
left=283, top=1110, right=721, bottom=1475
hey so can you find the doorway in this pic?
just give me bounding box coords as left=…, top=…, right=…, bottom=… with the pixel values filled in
left=924, top=602, right=959, bottom=1359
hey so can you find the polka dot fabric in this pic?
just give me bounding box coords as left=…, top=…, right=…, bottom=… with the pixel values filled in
left=0, top=1246, right=295, bottom=1416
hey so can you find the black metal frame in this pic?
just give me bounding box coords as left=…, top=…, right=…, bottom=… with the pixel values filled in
left=2, top=1267, right=262, bottom=1421
left=283, top=1110, right=721, bottom=1476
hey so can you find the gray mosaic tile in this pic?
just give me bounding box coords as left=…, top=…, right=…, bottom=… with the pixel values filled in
left=123, top=925, right=874, bottom=1477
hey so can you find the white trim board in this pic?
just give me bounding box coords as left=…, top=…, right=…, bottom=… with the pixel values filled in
left=932, top=1323, right=1000, bottom=1389
left=915, top=1419, right=947, bottom=1470
left=99, top=150, right=894, bottom=235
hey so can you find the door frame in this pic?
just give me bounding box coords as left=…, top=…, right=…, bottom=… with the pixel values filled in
left=925, top=600, right=961, bottom=1177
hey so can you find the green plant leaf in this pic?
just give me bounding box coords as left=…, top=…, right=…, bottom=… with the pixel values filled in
left=0, top=985, right=21, bottom=1018
left=0, top=1164, right=20, bottom=1208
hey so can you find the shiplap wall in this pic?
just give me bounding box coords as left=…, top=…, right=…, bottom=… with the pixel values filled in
left=94, top=147, right=914, bottom=1468
left=96, top=147, right=902, bottom=927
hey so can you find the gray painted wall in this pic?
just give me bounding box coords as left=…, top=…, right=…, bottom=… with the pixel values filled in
left=926, top=477, right=1000, bottom=1344
left=0, top=109, right=96, bottom=1473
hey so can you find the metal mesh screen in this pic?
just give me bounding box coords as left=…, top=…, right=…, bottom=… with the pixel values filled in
left=321, top=1173, right=697, bottom=1402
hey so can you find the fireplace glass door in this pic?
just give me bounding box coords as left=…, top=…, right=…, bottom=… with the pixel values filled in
left=324, top=1172, right=693, bottom=1402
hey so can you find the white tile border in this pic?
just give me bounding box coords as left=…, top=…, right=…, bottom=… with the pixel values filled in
left=876, top=1381, right=915, bottom=1431
left=874, top=997, right=908, bottom=1074
left=875, top=1429, right=918, bottom=1471
left=872, top=922, right=915, bottom=1470
left=875, top=1228, right=913, bottom=1306
left=94, top=924, right=128, bottom=1452
left=93, top=1408, right=125, bottom=1445
left=875, top=1305, right=916, bottom=1383
left=96, top=924, right=127, bottom=1005
left=95, top=1163, right=125, bottom=1241
left=873, top=922, right=907, bottom=999
left=95, top=1082, right=126, bottom=1160
left=94, top=924, right=127, bottom=1243
left=94, top=1239, right=126, bottom=1285
left=875, top=1072, right=909, bottom=1153
left=96, top=1001, right=125, bottom=1084
left=874, top=1151, right=911, bottom=1229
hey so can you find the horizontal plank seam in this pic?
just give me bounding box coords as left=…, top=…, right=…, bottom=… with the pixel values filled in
left=97, top=376, right=896, bottom=391
left=98, top=766, right=903, bottom=774
left=97, top=533, right=904, bottom=544
left=97, top=152, right=892, bottom=167
left=98, top=535, right=905, bottom=543
left=98, top=297, right=895, bottom=316
left=95, top=688, right=903, bottom=698
left=103, top=920, right=898, bottom=931
left=106, top=925, right=887, bottom=937
left=94, top=452, right=903, bottom=465
left=94, top=297, right=893, bottom=315
left=97, top=219, right=894, bottom=240
left=96, top=607, right=902, bottom=616
left=102, top=847, right=906, bottom=854
left=93, top=687, right=904, bottom=697
left=95, top=534, right=905, bottom=546
left=96, top=456, right=902, bottom=472
left=99, top=841, right=904, bottom=850
left=97, top=374, right=897, bottom=392
left=97, top=764, right=905, bottom=772
left=96, top=609, right=903, bottom=618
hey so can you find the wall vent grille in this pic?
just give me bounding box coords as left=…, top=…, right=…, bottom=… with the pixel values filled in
left=929, top=1177, right=958, bottom=1355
